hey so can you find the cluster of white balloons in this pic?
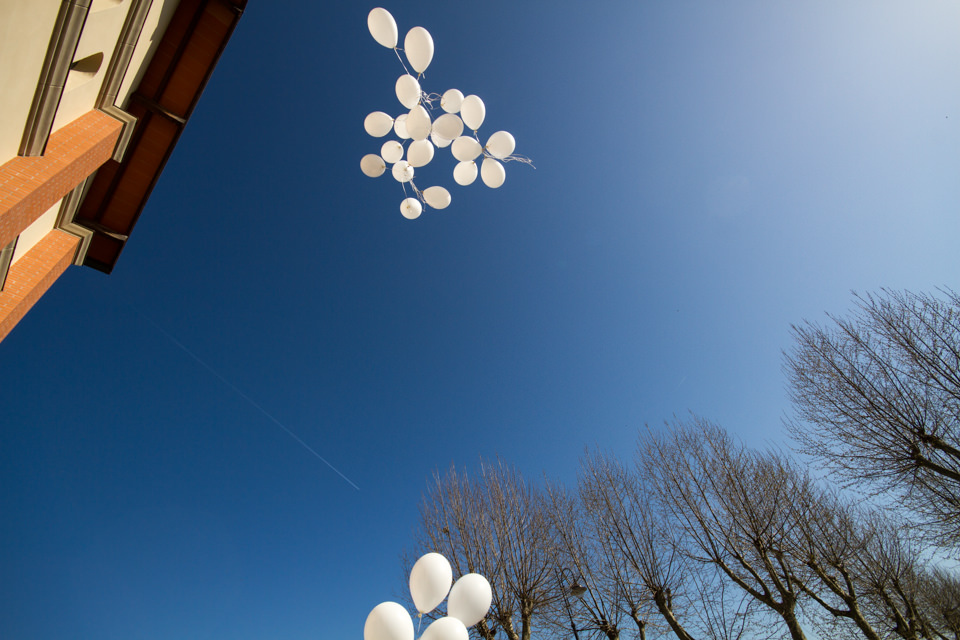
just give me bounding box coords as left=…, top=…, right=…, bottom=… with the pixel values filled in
left=362, top=7, right=528, bottom=220
left=364, top=552, right=493, bottom=640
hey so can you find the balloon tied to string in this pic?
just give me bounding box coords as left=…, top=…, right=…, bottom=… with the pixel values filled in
left=362, top=7, right=533, bottom=220
left=364, top=552, right=493, bottom=640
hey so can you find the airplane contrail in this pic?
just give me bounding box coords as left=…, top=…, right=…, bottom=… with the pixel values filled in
left=141, top=314, right=360, bottom=491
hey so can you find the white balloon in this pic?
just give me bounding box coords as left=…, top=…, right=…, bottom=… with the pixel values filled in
left=367, top=8, right=398, bottom=49
left=451, top=136, right=482, bottom=162
left=432, top=114, right=464, bottom=144
left=392, top=160, right=414, bottom=183
left=421, top=617, right=468, bottom=640
left=406, top=105, right=432, bottom=141
left=396, top=74, right=421, bottom=110
left=485, top=131, right=515, bottom=160
left=393, top=114, right=410, bottom=139
left=423, top=186, right=451, bottom=209
left=409, top=553, right=453, bottom=614
left=360, top=154, right=386, bottom=178
left=364, top=111, right=394, bottom=138
left=453, top=161, right=477, bottom=186
left=381, top=140, right=404, bottom=164
left=480, top=158, right=505, bottom=188
left=448, top=574, right=492, bottom=628
left=459, top=95, right=485, bottom=131
left=441, top=89, right=464, bottom=114
left=407, top=139, right=434, bottom=168
left=430, top=131, right=453, bottom=148
left=401, top=197, right=422, bottom=220
left=404, top=27, right=434, bottom=73
left=364, top=602, right=414, bottom=640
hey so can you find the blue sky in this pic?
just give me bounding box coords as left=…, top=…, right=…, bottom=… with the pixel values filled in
left=1, top=1, right=958, bottom=638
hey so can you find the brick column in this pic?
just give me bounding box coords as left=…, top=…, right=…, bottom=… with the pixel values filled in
left=0, top=229, right=80, bottom=343
left=0, top=110, right=123, bottom=249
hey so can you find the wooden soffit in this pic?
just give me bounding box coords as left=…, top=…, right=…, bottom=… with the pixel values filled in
left=76, top=0, right=246, bottom=273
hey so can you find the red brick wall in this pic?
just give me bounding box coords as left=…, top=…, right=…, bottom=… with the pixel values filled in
left=0, top=229, right=80, bottom=342
left=0, top=110, right=122, bottom=249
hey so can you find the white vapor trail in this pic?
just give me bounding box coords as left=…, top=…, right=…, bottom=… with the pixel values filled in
left=142, top=314, right=360, bottom=491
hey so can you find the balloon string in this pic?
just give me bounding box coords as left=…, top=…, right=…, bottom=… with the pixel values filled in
left=404, top=180, right=428, bottom=208
left=421, top=92, right=441, bottom=111
left=393, top=47, right=414, bottom=78
left=466, top=117, right=536, bottom=168
left=501, top=154, right=536, bottom=168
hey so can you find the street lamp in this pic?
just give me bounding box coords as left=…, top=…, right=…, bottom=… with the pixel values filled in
left=555, top=567, right=588, bottom=640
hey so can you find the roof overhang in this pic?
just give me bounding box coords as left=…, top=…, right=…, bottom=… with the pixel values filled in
left=75, top=0, right=246, bottom=273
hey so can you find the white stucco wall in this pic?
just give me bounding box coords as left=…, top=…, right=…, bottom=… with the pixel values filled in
left=3, top=0, right=180, bottom=266
left=3, top=0, right=130, bottom=265
left=115, top=0, right=181, bottom=108
left=51, top=0, right=133, bottom=131
left=11, top=203, right=62, bottom=263
left=0, top=0, right=62, bottom=161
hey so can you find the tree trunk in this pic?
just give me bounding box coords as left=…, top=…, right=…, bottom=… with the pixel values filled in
left=653, top=590, right=696, bottom=640
left=781, top=609, right=808, bottom=640
left=635, top=618, right=646, bottom=640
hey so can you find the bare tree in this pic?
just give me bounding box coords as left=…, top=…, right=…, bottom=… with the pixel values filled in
left=920, top=567, right=960, bottom=640
left=639, top=419, right=811, bottom=640
left=687, top=570, right=756, bottom=640
left=762, top=447, right=957, bottom=640
left=578, top=451, right=707, bottom=640
left=784, top=289, right=960, bottom=547
left=772, top=452, right=906, bottom=640
left=544, top=480, right=629, bottom=640
left=412, top=459, right=555, bottom=640
left=851, top=513, right=950, bottom=640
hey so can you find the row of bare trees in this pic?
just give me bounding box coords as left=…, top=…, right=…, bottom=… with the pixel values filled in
left=407, top=289, right=960, bottom=640
left=411, top=425, right=959, bottom=640
left=784, top=289, right=960, bottom=548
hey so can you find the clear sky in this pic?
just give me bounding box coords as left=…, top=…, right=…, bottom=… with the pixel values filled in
left=1, top=1, right=958, bottom=638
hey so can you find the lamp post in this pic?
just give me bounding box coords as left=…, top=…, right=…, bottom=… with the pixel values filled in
left=555, top=567, right=588, bottom=640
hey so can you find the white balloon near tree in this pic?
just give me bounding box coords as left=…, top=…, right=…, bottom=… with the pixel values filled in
left=421, top=617, right=469, bottom=640
left=447, top=573, right=492, bottom=627
left=362, top=554, right=492, bottom=640
left=407, top=139, right=434, bottom=168
left=364, top=602, right=413, bottom=640
left=409, top=552, right=453, bottom=614
left=367, top=8, right=398, bottom=49
left=360, top=154, right=386, bottom=178
left=404, top=27, right=435, bottom=74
